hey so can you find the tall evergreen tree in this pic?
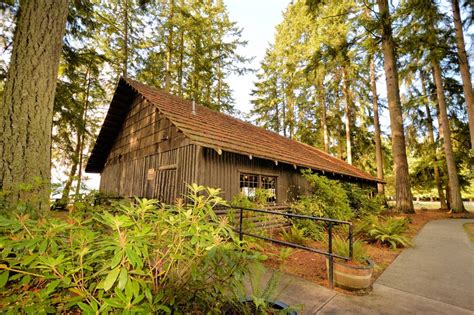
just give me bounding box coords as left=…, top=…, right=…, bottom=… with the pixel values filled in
left=450, top=0, right=474, bottom=153
left=0, top=0, right=69, bottom=211
left=376, top=0, right=414, bottom=213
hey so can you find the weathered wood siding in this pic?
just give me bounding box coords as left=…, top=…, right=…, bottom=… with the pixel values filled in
left=99, top=95, right=197, bottom=203
left=196, top=147, right=311, bottom=203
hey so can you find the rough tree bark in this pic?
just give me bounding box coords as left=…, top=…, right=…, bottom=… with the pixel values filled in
left=165, top=0, right=175, bottom=92
left=74, top=70, right=92, bottom=198
left=123, top=0, right=129, bottom=78
left=370, top=56, right=385, bottom=194
left=342, top=69, right=352, bottom=164
left=334, top=95, right=344, bottom=159
left=0, top=0, right=69, bottom=211
left=420, top=71, right=447, bottom=209
left=451, top=0, right=474, bottom=152
left=431, top=63, right=465, bottom=212
left=318, top=87, right=329, bottom=152
left=61, top=67, right=91, bottom=203
left=60, top=142, right=79, bottom=204
left=376, top=0, right=414, bottom=213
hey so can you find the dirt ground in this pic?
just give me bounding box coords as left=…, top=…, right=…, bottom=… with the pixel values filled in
left=259, top=209, right=474, bottom=293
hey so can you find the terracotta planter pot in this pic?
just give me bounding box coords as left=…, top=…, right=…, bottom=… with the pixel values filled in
left=326, top=258, right=374, bottom=290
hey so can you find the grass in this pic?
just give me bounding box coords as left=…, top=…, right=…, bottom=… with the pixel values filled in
left=463, top=223, right=474, bottom=243
left=387, top=201, right=474, bottom=212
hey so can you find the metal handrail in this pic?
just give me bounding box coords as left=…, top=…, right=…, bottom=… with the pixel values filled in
left=227, top=206, right=354, bottom=290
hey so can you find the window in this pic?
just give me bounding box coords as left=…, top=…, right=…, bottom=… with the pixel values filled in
left=239, top=173, right=277, bottom=203
left=240, top=173, right=258, bottom=198
left=261, top=175, right=277, bottom=203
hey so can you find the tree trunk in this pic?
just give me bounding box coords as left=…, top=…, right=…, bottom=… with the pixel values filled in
left=282, top=81, right=287, bottom=137
left=370, top=56, right=385, bottom=194
left=318, top=87, right=329, bottom=152
left=376, top=0, right=414, bottom=213
left=431, top=63, right=465, bottom=212
left=420, top=71, right=447, bottom=209
left=177, top=30, right=184, bottom=96
left=275, top=89, right=281, bottom=133
left=0, top=0, right=69, bottom=212
left=334, top=96, right=344, bottom=159
left=123, top=0, right=129, bottom=78
left=165, top=0, right=175, bottom=92
left=451, top=0, right=474, bottom=152
left=74, top=69, right=92, bottom=198
left=342, top=69, right=352, bottom=164
left=60, top=141, right=79, bottom=205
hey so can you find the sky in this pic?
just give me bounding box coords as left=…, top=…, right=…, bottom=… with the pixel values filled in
left=225, top=0, right=290, bottom=113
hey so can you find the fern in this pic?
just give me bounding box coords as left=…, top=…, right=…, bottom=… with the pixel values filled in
left=328, top=236, right=369, bottom=263
left=281, top=225, right=307, bottom=246
left=368, top=217, right=413, bottom=249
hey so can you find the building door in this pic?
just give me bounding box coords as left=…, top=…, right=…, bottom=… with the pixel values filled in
left=156, top=168, right=177, bottom=204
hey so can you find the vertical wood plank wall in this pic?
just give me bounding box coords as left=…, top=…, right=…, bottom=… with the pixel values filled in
left=99, top=96, right=197, bottom=203
left=197, top=148, right=310, bottom=203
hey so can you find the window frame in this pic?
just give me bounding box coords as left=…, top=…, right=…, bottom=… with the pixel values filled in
left=239, top=172, right=278, bottom=203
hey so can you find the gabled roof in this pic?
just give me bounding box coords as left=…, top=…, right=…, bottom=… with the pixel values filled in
left=86, top=78, right=381, bottom=183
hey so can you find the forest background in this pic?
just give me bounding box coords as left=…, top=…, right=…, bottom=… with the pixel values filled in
left=0, top=0, right=473, bottom=213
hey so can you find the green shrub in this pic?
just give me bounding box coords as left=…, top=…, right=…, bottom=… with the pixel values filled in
left=280, top=225, right=307, bottom=246
left=366, top=217, right=412, bottom=249
left=0, top=184, right=263, bottom=313
left=290, top=171, right=353, bottom=240
left=230, top=188, right=272, bottom=209
left=343, top=183, right=384, bottom=218
left=329, top=236, right=369, bottom=264
left=293, top=170, right=353, bottom=221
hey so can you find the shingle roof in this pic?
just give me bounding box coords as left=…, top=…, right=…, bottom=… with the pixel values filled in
left=86, top=78, right=381, bottom=183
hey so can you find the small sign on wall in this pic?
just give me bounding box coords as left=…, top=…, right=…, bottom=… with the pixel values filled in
left=147, top=168, right=156, bottom=180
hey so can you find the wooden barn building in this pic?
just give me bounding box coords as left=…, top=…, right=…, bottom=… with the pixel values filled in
left=86, top=78, right=381, bottom=204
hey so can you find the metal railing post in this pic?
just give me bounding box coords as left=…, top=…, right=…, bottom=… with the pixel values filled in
left=328, top=222, right=334, bottom=290
left=349, top=223, right=353, bottom=259
left=227, top=205, right=353, bottom=291
left=239, top=207, right=244, bottom=242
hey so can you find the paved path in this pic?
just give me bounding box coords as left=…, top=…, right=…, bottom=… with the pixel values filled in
left=375, top=219, right=474, bottom=311
left=256, top=219, right=474, bottom=314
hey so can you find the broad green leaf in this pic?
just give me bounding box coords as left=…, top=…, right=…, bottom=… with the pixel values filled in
left=103, top=267, right=121, bottom=291
left=131, top=279, right=140, bottom=298
left=114, top=287, right=128, bottom=303
left=0, top=271, right=9, bottom=287
left=144, top=287, right=152, bottom=303
left=44, top=279, right=61, bottom=295
left=39, top=239, right=48, bottom=253
left=19, top=274, right=31, bottom=285
left=156, top=305, right=171, bottom=314
left=77, top=302, right=93, bottom=313
left=125, top=248, right=141, bottom=268
left=110, top=251, right=122, bottom=269
left=117, top=267, right=128, bottom=290
left=104, top=297, right=124, bottom=308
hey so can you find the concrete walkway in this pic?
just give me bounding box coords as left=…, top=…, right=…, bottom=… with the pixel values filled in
left=262, top=219, right=474, bottom=314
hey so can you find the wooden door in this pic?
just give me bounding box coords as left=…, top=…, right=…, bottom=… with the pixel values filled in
left=156, top=168, right=177, bottom=204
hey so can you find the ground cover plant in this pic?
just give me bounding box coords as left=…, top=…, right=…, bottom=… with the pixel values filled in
left=0, top=184, right=266, bottom=313
left=255, top=171, right=427, bottom=291
left=330, top=237, right=369, bottom=264
left=366, top=217, right=412, bottom=249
